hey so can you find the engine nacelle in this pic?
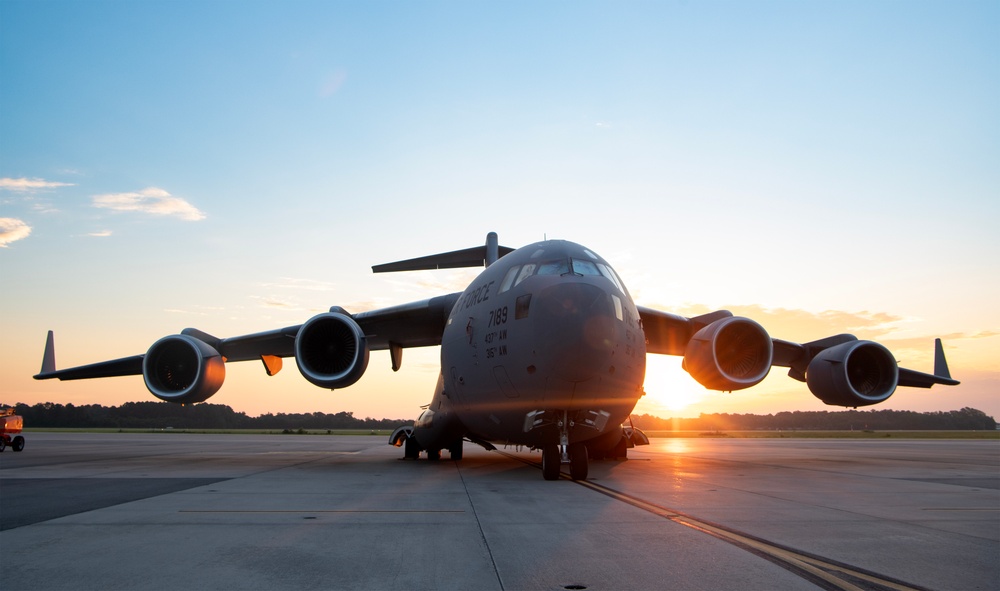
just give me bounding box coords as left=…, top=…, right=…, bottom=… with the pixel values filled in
left=143, top=335, right=225, bottom=404
left=295, top=312, right=370, bottom=389
left=683, top=317, right=773, bottom=391
left=806, top=340, right=898, bottom=407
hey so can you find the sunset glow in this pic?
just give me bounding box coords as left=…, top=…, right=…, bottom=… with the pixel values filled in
left=2, top=1, right=997, bottom=421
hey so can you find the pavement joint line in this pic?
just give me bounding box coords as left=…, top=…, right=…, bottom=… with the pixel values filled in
left=177, top=510, right=466, bottom=513
left=576, top=475, right=932, bottom=591
left=457, top=460, right=506, bottom=591
left=498, top=449, right=932, bottom=591
left=920, top=507, right=998, bottom=511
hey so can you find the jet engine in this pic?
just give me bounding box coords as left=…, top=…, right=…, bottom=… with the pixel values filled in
left=806, top=340, right=898, bottom=407
left=143, top=335, right=225, bottom=404
left=295, top=311, right=370, bottom=389
left=683, top=317, right=773, bottom=391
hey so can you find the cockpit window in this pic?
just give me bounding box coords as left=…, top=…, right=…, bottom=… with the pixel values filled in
left=515, top=263, right=536, bottom=286
left=498, top=266, right=519, bottom=294
left=537, top=259, right=570, bottom=275
left=571, top=259, right=601, bottom=276
left=597, top=263, right=624, bottom=293
left=500, top=258, right=626, bottom=292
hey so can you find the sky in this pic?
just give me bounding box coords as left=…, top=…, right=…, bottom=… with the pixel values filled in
left=2, top=0, right=998, bottom=422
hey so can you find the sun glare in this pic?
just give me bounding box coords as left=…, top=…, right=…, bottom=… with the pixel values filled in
left=640, top=356, right=705, bottom=414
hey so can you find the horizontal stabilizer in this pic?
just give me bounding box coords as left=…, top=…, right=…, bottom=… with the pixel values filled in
left=373, top=232, right=514, bottom=273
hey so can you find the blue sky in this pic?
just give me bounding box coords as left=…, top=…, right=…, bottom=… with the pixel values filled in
left=2, top=0, right=998, bottom=420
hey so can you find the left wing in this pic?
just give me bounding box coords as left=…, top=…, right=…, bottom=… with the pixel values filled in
left=637, top=306, right=959, bottom=407
left=35, top=293, right=461, bottom=403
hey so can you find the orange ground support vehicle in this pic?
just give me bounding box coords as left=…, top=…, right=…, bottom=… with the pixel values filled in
left=1, top=408, right=25, bottom=452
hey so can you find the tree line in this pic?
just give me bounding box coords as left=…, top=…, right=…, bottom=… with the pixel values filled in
left=630, top=407, right=996, bottom=431
left=2, top=401, right=995, bottom=431
left=1, top=402, right=409, bottom=431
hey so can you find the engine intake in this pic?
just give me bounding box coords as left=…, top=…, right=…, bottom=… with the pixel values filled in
left=807, top=341, right=898, bottom=407
left=143, top=335, right=225, bottom=403
left=683, top=317, right=773, bottom=391
left=295, top=312, right=370, bottom=389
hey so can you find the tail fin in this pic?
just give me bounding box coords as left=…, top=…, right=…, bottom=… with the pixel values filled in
left=933, top=338, right=952, bottom=379
left=372, top=232, right=514, bottom=273
left=39, top=330, right=56, bottom=375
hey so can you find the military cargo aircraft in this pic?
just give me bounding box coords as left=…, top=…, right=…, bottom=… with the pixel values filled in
left=34, top=232, right=959, bottom=480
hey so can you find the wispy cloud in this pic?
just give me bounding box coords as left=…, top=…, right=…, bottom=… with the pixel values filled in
left=382, top=269, right=479, bottom=294
left=0, top=217, right=32, bottom=247
left=258, top=278, right=339, bottom=292
left=319, top=68, right=348, bottom=97
left=87, top=230, right=112, bottom=237
left=30, top=201, right=61, bottom=214
left=164, top=305, right=227, bottom=316
left=248, top=294, right=325, bottom=313
left=92, top=187, right=205, bottom=221
left=0, top=177, right=75, bottom=192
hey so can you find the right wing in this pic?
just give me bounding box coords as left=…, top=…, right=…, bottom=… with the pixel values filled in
left=35, top=292, right=461, bottom=403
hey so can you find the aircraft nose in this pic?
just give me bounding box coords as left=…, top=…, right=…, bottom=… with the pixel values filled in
left=534, top=282, right=617, bottom=383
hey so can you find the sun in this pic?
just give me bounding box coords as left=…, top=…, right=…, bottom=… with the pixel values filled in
left=638, top=355, right=706, bottom=414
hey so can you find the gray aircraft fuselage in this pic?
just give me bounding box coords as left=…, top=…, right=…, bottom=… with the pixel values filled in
left=411, top=240, right=646, bottom=450
left=33, top=231, right=960, bottom=480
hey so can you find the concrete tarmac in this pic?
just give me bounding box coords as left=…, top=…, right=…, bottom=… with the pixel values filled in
left=0, top=433, right=997, bottom=591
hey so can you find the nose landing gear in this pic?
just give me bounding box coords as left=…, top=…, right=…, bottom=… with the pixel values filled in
left=540, top=410, right=590, bottom=481
left=540, top=442, right=589, bottom=481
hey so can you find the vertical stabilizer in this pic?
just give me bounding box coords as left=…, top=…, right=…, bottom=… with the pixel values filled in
left=933, top=338, right=952, bottom=379
left=485, top=232, right=500, bottom=267
left=40, top=330, right=56, bottom=374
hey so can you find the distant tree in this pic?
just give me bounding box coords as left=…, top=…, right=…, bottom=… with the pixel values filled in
left=630, top=408, right=996, bottom=431
left=3, top=402, right=995, bottom=431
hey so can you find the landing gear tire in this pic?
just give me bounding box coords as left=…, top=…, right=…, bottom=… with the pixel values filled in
left=12, top=436, right=24, bottom=452
left=448, top=440, right=463, bottom=461
left=426, top=448, right=441, bottom=461
left=542, top=445, right=561, bottom=481
left=0, top=438, right=5, bottom=452
left=612, top=435, right=628, bottom=460
left=403, top=436, right=420, bottom=460
left=568, top=442, right=588, bottom=481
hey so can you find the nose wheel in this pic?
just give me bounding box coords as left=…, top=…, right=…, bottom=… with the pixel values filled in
left=540, top=442, right=589, bottom=481
left=568, top=442, right=588, bottom=480
left=542, top=444, right=561, bottom=480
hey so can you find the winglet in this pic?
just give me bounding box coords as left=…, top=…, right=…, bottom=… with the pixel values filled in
left=39, top=330, right=56, bottom=375
left=933, top=338, right=952, bottom=379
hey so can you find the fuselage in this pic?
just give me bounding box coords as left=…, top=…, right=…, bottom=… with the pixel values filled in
left=414, top=240, right=647, bottom=449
